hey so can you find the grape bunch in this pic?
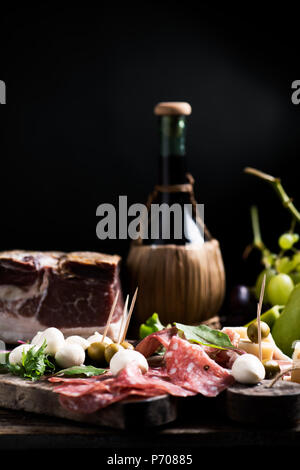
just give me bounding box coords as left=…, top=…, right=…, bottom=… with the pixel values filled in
left=255, top=232, right=300, bottom=306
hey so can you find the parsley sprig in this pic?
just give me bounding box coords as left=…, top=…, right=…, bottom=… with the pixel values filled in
left=7, top=340, right=55, bottom=381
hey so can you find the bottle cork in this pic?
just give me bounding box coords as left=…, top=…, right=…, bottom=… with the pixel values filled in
left=154, top=102, right=192, bottom=116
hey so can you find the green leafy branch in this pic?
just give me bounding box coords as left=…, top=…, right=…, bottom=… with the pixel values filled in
left=244, top=167, right=300, bottom=225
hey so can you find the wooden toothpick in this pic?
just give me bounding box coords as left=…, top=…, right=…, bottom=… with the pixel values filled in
left=121, top=287, right=138, bottom=343
left=257, top=274, right=266, bottom=362
left=102, top=290, right=119, bottom=343
left=117, top=295, right=129, bottom=344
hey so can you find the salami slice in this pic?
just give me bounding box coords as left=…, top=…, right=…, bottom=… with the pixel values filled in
left=49, top=376, right=102, bottom=385
left=146, top=367, right=169, bottom=379
left=111, top=363, right=195, bottom=397
left=59, top=391, right=120, bottom=413
left=52, top=381, right=111, bottom=397
left=59, top=388, right=162, bottom=414
left=135, top=327, right=177, bottom=357
left=165, top=336, right=235, bottom=397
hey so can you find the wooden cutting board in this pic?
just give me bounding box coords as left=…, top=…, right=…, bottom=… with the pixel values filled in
left=226, top=379, right=300, bottom=425
left=0, top=373, right=177, bottom=429
left=2, top=372, right=300, bottom=429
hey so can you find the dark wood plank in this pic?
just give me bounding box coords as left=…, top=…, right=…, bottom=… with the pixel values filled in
left=0, top=373, right=177, bottom=430
left=1, top=406, right=300, bottom=449
left=2, top=375, right=300, bottom=449
left=226, top=379, right=300, bottom=425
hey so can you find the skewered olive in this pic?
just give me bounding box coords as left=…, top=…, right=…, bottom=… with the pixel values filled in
left=247, top=321, right=270, bottom=343
left=87, top=342, right=106, bottom=364
left=104, top=343, right=124, bottom=363
left=120, top=341, right=134, bottom=350
left=262, top=359, right=280, bottom=379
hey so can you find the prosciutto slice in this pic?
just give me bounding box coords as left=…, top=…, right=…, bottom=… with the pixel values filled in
left=203, top=327, right=244, bottom=369
left=135, top=328, right=178, bottom=357
left=165, top=336, right=235, bottom=397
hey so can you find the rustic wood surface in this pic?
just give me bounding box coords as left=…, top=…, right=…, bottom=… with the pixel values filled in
left=1, top=405, right=300, bottom=450
left=1, top=374, right=300, bottom=449
left=227, top=380, right=300, bottom=425
left=0, top=373, right=176, bottom=430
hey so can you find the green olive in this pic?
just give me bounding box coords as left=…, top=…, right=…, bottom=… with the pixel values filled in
left=262, top=359, right=280, bottom=379
left=104, top=343, right=123, bottom=363
left=87, top=342, right=106, bottom=364
left=120, top=341, right=134, bottom=350
left=247, top=321, right=270, bottom=343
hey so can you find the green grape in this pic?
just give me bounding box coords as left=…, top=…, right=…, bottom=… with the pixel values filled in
left=292, top=252, right=300, bottom=272
left=290, top=271, right=300, bottom=285
left=266, top=273, right=294, bottom=306
left=276, top=256, right=293, bottom=274
left=279, top=233, right=295, bottom=250
left=276, top=252, right=300, bottom=274
left=263, top=253, right=277, bottom=266
left=255, top=268, right=276, bottom=304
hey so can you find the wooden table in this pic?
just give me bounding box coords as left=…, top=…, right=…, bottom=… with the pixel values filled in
left=1, top=406, right=300, bottom=451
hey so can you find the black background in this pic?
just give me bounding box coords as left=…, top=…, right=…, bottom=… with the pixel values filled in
left=1, top=4, right=300, bottom=296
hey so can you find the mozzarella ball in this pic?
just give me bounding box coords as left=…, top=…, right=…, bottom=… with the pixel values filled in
left=31, top=331, right=43, bottom=344
left=232, top=353, right=265, bottom=384
left=110, top=349, right=149, bottom=376
left=55, top=343, right=85, bottom=369
left=87, top=332, right=113, bottom=346
left=31, top=327, right=65, bottom=356
left=9, top=344, right=35, bottom=366
left=65, top=335, right=90, bottom=350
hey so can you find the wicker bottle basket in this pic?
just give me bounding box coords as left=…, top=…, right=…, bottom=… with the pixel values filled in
left=126, top=175, right=226, bottom=325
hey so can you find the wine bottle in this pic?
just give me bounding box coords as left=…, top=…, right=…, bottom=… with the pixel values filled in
left=144, top=102, right=204, bottom=245
left=127, top=102, right=225, bottom=327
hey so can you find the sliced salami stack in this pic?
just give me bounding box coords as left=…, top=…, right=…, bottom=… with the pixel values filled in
left=165, top=336, right=234, bottom=396
left=50, top=330, right=236, bottom=414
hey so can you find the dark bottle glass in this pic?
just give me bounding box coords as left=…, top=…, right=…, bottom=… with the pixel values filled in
left=144, top=103, right=204, bottom=245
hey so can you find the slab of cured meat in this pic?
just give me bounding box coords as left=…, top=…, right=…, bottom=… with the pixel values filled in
left=0, top=250, right=124, bottom=343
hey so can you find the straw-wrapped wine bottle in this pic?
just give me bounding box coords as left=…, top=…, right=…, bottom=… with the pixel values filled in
left=127, top=102, right=225, bottom=325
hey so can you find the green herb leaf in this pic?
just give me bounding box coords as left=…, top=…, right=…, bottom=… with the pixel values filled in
left=7, top=340, right=55, bottom=381
left=139, top=313, right=165, bottom=339
left=0, top=352, right=9, bottom=372
left=54, top=365, right=107, bottom=377
left=174, top=323, right=235, bottom=350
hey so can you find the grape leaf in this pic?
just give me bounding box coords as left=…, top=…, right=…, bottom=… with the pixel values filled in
left=54, top=365, right=107, bottom=377
left=174, top=323, right=235, bottom=349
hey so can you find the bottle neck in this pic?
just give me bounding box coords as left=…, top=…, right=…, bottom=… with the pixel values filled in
left=158, top=115, right=187, bottom=185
